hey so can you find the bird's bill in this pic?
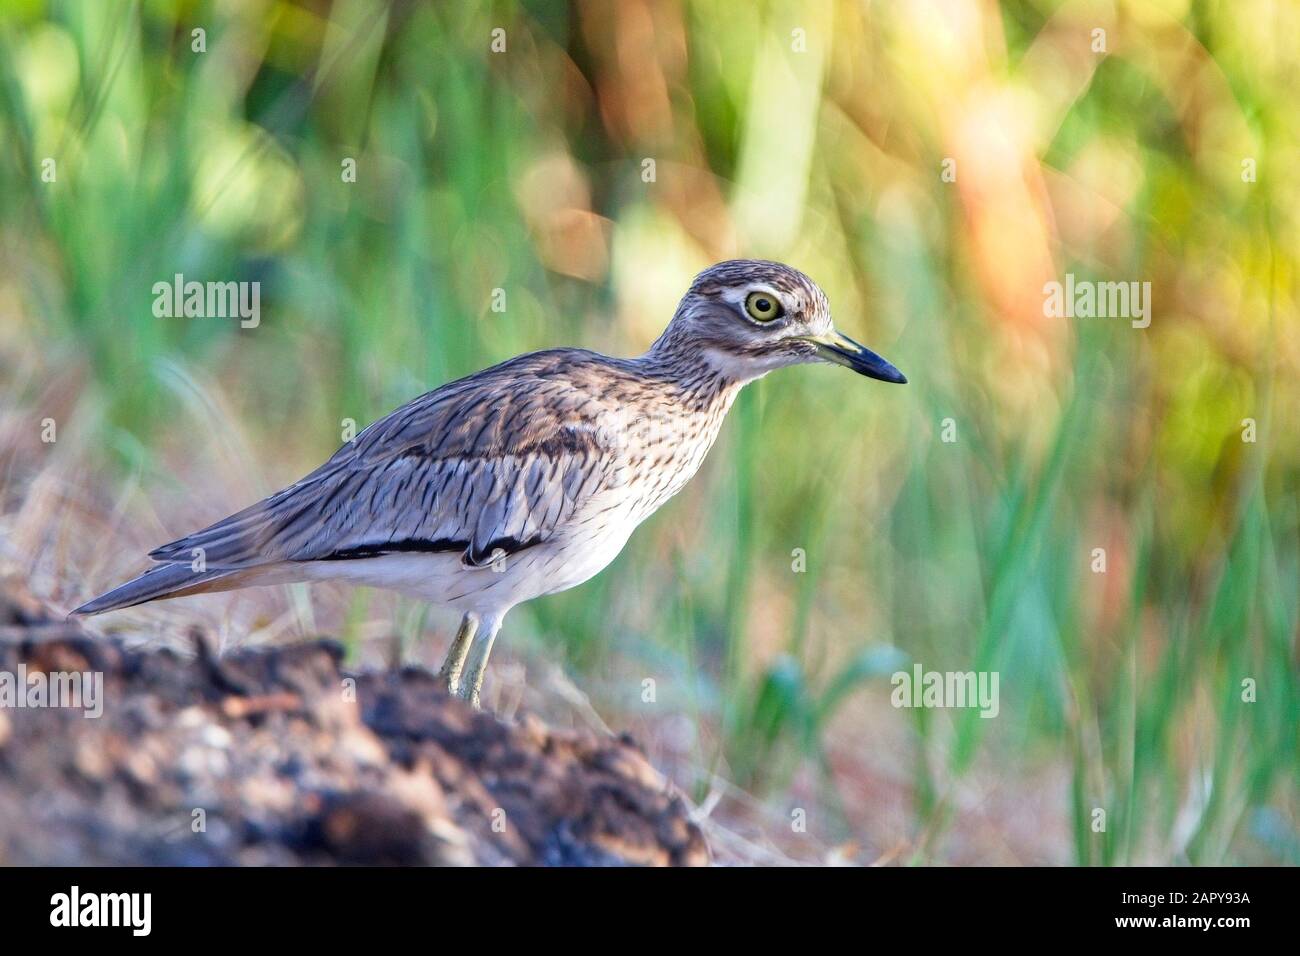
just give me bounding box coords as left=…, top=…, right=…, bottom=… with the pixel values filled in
left=802, top=330, right=907, bottom=384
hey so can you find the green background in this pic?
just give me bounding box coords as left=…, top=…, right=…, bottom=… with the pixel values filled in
left=1, top=0, right=1296, bottom=864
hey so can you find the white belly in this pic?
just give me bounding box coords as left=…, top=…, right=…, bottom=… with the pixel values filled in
left=297, top=497, right=642, bottom=617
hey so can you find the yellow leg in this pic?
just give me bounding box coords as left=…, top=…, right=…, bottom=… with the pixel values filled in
left=461, top=615, right=502, bottom=709
left=436, top=614, right=477, bottom=695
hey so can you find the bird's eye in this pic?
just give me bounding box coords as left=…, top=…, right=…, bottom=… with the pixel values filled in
left=744, top=291, right=783, bottom=322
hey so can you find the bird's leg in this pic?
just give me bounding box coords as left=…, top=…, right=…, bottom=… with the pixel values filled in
left=436, top=613, right=477, bottom=695
left=459, top=614, right=502, bottom=709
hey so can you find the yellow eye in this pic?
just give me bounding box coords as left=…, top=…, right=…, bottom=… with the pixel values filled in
left=744, top=291, right=783, bottom=322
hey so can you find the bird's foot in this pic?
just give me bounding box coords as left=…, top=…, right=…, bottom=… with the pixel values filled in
left=434, top=667, right=460, bottom=697
left=435, top=666, right=483, bottom=710
left=452, top=678, right=481, bottom=710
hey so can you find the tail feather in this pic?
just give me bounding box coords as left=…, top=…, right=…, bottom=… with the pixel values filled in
left=146, top=496, right=282, bottom=566
left=71, top=564, right=236, bottom=616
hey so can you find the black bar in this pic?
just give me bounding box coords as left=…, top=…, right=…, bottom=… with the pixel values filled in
left=0, top=866, right=1282, bottom=942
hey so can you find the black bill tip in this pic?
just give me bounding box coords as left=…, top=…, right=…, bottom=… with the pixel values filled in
left=811, top=331, right=908, bottom=384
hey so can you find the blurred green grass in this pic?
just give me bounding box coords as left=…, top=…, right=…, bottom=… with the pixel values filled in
left=1, top=0, right=1296, bottom=864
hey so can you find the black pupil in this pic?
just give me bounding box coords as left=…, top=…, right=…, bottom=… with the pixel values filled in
left=756, top=298, right=771, bottom=313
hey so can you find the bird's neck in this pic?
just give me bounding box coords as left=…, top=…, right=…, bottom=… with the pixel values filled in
left=636, top=330, right=747, bottom=414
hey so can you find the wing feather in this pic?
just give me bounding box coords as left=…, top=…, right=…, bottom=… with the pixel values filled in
left=147, top=351, right=625, bottom=570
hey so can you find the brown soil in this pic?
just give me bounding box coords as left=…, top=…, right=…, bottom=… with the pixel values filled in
left=0, top=583, right=708, bottom=866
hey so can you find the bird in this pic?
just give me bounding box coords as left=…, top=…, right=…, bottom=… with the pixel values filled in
left=73, top=259, right=906, bottom=707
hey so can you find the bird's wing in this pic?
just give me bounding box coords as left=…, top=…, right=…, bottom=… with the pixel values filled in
left=147, top=352, right=626, bottom=570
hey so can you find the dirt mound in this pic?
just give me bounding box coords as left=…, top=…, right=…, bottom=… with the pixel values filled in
left=0, top=586, right=708, bottom=866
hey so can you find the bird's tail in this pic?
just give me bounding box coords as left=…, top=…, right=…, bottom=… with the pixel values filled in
left=70, top=563, right=238, bottom=616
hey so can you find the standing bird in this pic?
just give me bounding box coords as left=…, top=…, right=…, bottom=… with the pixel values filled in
left=73, top=260, right=905, bottom=707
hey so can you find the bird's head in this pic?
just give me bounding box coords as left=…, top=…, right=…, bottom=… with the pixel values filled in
left=654, top=259, right=907, bottom=385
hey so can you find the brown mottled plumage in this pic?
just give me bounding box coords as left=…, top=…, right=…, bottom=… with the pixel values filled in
left=74, top=260, right=905, bottom=706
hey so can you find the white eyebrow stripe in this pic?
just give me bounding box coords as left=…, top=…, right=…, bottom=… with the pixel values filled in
left=718, top=284, right=786, bottom=307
